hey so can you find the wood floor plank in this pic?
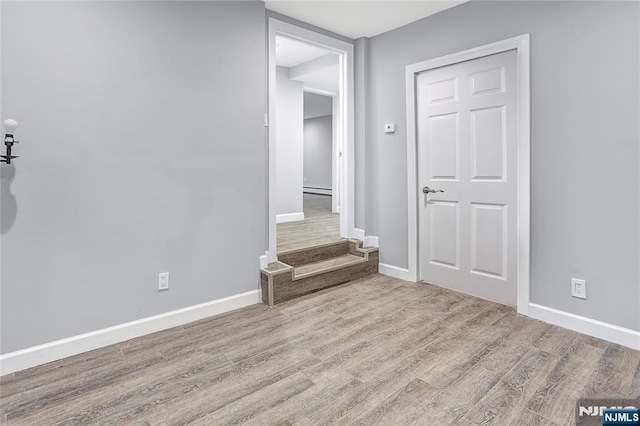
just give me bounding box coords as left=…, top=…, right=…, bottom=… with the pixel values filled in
left=420, top=348, right=497, bottom=390
left=245, top=369, right=362, bottom=425
left=1, top=361, right=59, bottom=399
left=180, top=303, right=278, bottom=334
left=582, top=343, right=640, bottom=398
left=343, top=323, right=450, bottom=382
left=404, top=363, right=501, bottom=425
left=1, top=347, right=129, bottom=418
left=216, top=308, right=365, bottom=362
left=464, top=348, right=558, bottom=425
left=351, top=378, right=440, bottom=425
left=276, top=274, right=398, bottom=319
left=299, top=337, right=457, bottom=425
left=437, top=297, right=499, bottom=329
left=630, top=358, right=640, bottom=397
left=7, top=351, right=231, bottom=425
left=459, top=315, right=549, bottom=378
left=2, top=274, right=636, bottom=425
left=508, top=407, right=560, bottom=425
left=306, top=299, right=434, bottom=360
left=223, top=287, right=420, bottom=364
left=464, top=380, right=528, bottom=425
left=135, top=350, right=320, bottom=425
left=1, top=347, right=124, bottom=404
left=189, top=372, right=315, bottom=426
left=277, top=194, right=340, bottom=252
left=50, top=352, right=231, bottom=426
left=525, top=339, right=605, bottom=425
left=193, top=296, right=368, bottom=357
left=413, top=328, right=506, bottom=389
left=534, top=325, right=584, bottom=356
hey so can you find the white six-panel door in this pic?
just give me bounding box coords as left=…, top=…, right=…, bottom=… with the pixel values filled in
left=417, top=50, right=517, bottom=305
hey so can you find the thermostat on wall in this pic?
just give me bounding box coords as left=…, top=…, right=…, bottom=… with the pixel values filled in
left=384, top=123, right=396, bottom=134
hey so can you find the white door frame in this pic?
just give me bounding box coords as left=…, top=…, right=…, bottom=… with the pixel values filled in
left=405, top=34, right=530, bottom=314
left=267, top=18, right=355, bottom=264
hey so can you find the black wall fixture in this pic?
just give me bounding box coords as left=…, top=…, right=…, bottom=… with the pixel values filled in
left=2, top=119, right=19, bottom=164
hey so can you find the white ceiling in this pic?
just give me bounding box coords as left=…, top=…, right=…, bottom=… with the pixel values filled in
left=301, top=64, right=339, bottom=94
left=265, top=1, right=467, bottom=39
left=276, top=35, right=339, bottom=94
left=276, top=36, right=332, bottom=68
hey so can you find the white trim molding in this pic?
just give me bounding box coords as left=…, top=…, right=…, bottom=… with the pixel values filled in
left=276, top=212, right=305, bottom=224
left=353, top=228, right=365, bottom=241
left=268, top=18, right=356, bottom=263
left=405, top=34, right=531, bottom=314
left=379, top=263, right=413, bottom=281
left=303, top=187, right=332, bottom=196
left=303, top=86, right=338, bottom=98
left=0, top=290, right=261, bottom=375
left=364, top=235, right=379, bottom=248
left=528, top=303, right=640, bottom=350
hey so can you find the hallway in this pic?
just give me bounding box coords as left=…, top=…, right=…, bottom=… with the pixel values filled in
left=277, top=193, right=340, bottom=252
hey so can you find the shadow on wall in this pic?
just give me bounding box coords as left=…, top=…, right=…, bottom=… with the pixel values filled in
left=1, top=165, right=18, bottom=234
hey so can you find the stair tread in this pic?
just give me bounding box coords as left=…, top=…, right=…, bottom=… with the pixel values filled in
left=278, top=239, right=348, bottom=256
left=294, top=253, right=365, bottom=279
left=262, top=261, right=293, bottom=273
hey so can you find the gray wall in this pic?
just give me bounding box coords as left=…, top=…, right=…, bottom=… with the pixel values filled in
left=304, top=92, right=332, bottom=120
left=303, top=116, right=332, bottom=189
left=366, top=0, right=640, bottom=330
left=275, top=66, right=304, bottom=217
left=0, top=1, right=266, bottom=353
left=354, top=37, right=369, bottom=231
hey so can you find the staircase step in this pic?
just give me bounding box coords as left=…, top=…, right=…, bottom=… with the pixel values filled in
left=261, top=239, right=378, bottom=305
left=277, top=239, right=350, bottom=267
left=294, top=253, right=365, bottom=279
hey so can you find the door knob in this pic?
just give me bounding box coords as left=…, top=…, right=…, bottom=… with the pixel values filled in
left=422, top=186, right=444, bottom=194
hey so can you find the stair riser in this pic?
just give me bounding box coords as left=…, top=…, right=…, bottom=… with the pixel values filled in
left=262, top=252, right=378, bottom=305
left=260, top=274, right=272, bottom=306
left=278, top=241, right=353, bottom=267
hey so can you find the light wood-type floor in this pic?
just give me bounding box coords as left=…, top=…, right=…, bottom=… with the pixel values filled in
left=277, top=193, right=340, bottom=253
left=1, top=275, right=639, bottom=425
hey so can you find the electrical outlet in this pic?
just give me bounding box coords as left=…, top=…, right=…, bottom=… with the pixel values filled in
left=571, top=278, right=586, bottom=299
left=158, top=272, right=169, bottom=291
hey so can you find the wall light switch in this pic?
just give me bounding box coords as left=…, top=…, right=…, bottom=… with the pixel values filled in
left=384, top=123, right=396, bottom=134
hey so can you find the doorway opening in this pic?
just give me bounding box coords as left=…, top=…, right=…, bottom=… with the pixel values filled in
left=266, top=19, right=355, bottom=263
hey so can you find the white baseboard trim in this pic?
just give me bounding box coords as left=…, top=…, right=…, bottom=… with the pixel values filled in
left=0, top=290, right=262, bottom=375
left=303, top=187, right=332, bottom=196
left=276, top=212, right=304, bottom=224
left=353, top=228, right=365, bottom=241
left=528, top=303, right=640, bottom=350
left=379, top=263, right=414, bottom=282
left=364, top=235, right=379, bottom=248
